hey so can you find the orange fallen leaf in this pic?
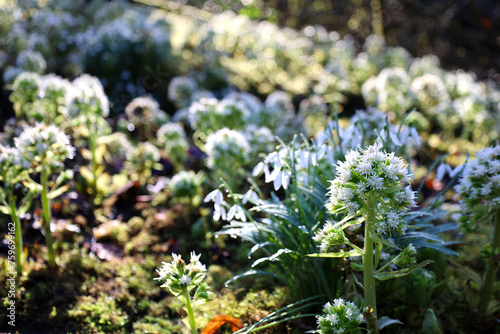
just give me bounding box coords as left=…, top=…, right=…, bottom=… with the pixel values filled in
left=201, top=315, right=244, bottom=334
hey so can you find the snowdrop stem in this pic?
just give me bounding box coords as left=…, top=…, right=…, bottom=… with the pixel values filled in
left=183, top=288, right=198, bottom=334
left=363, top=193, right=378, bottom=334
left=477, top=209, right=500, bottom=319
left=41, top=169, right=56, bottom=266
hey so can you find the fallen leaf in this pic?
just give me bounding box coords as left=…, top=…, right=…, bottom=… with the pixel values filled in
left=201, top=315, right=244, bottom=334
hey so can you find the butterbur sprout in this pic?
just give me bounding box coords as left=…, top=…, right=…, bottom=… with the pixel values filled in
left=15, top=123, right=75, bottom=172
left=316, top=298, right=365, bottom=334
left=67, top=74, right=110, bottom=118
left=124, top=95, right=169, bottom=139
left=168, top=75, right=199, bottom=109
left=455, top=145, right=500, bottom=208
left=155, top=252, right=210, bottom=334
left=454, top=146, right=500, bottom=320
left=169, top=171, right=202, bottom=201
left=205, top=128, right=250, bottom=169
left=326, top=144, right=416, bottom=234
left=15, top=123, right=75, bottom=266
left=157, top=122, right=189, bottom=168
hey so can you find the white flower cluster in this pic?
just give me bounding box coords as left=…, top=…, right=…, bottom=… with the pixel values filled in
left=126, top=142, right=161, bottom=168
left=16, top=49, right=47, bottom=74
left=362, top=67, right=413, bottom=118
left=326, top=145, right=416, bottom=234
left=124, top=95, right=168, bottom=130
left=15, top=123, right=75, bottom=172
left=66, top=74, right=110, bottom=118
left=316, top=298, right=365, bottom=334
left=243, top=125, right=276, bottom=161
left=168, top=75, right=200, bottom=109
left=205, top=128, right=250, bottom=169
left=455, top=145, right=500, bottom=208
left=155, top=252, right=209, bottom=296
left=11, top=72, right=42, bottom=103
left=0, top=145, right=30, bottom=186
left=187, top=95, right=252, bottom=133
left=169, top=171, right=202, bottom=200
left=313, top=222, right=349, bottom=253
left=157, top=122, right=189, bottom=167
left=258, top=91, right=295, bottom=130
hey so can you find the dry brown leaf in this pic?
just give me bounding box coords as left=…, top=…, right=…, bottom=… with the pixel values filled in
left=201, top=315, right=244, bottom=334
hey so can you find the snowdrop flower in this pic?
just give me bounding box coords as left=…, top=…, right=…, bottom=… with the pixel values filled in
left=255, top=149, right=291, bottom=191
left=316, top=298, right=364, bottom=334
left=213, top=205, right=227, bottom=222
left=227, top=204, right=246, bottom=222
left=326, top=144, right=416, bottom=234
left=204, top=189, right=224, bottom=207
left=15, top=123, right=75, bottom=173
left=455, top=145, right=500, bottom=208
left=242, top=189, right=259, bottom=205
left=435, top=163, right=463, bottom=181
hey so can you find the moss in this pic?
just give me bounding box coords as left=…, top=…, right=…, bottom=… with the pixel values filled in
left=68, top=293, right=128, bottom=333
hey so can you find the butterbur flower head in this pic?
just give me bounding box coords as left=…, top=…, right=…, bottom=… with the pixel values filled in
left=455, top=145, right=500, bottom=209
left=168, top=75, right=199, bottom=109
left=216, top=97, right=250, bottom=130
left=317, top=298, right=364, bottom=334
left=188, top=97, right=219, bottom=132
left=15, top=123, right=75, bottom=173
left=0, top=145, right=30, bottom=185
left=155, top=252, right=209, bottom=300
left=169, top=171, right=202, bottom=199
left=313, top=222, right=349, bottom=253
left=67, top=74, right=109, bottom=118
left=125, top=96, right=168, bottom=130
left=326, top=144, right=415, bottom=234
left=126, top=142, right=160, bottom=168
left=205, top=128, right=250, bottom=169
left=11, top=72, right=42, bottom=104
left=16, top=50, right=47, bottom=74
left=392, top=244, right=417, bottom=267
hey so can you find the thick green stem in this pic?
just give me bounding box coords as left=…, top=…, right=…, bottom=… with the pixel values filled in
left=41, top=170, right=56, bottom=266
left=363, top=194, right=378, bottom=334
left=88, top=121, right=98, bottom=205
left=184, top=288, right=197, bottom=334
left=8, top=192, right=23, bottom=275
left=477, top=209, right=500, bottom=319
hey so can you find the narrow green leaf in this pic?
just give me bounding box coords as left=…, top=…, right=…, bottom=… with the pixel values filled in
left=307, top=249, right=363, bottom=258
left=373, top=260, right=432, bottom=281
left=378, top=316, right=404, bottom=330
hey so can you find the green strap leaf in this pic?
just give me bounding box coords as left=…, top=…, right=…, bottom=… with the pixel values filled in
left=373, top=260, right=433, bottom=281
left=307, top=249, right=364, bottom=258
left=378, top=316, right=404, bottom=330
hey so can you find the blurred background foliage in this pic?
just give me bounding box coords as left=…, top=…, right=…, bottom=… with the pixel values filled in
left=165, top=0, right=500, bottom=82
